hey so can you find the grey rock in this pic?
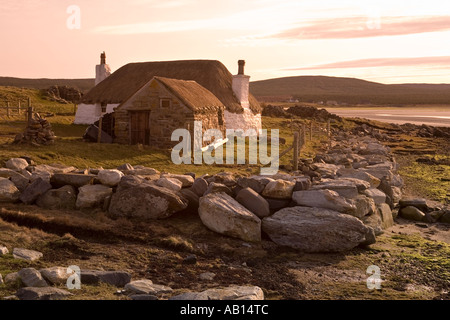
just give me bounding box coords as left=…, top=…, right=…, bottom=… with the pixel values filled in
left=116, top=175, right=147, bottom=193
left=206, top=172, right=237, bottom=187
left=36, top=185, right=77, bottom=210
left=292, top=176, right=311, bottom=191
left=161, top=173, right=194, bottom=187
left=360, top=227, right=377, bottom=246
left=156, top=177, right=183, bottom=192
left=191, top=178, right=209, bottom=196
left=364, top=188, right=387, bottom=206
left=236, top=188, right=271, bottom=218
left=76, top=184, right=113, bottom=209
left=0, top=169, right=29, bottom=192
left=400, top=206, right=426, bottom=221
left=440, top=211, right=450, bottom=224
left=39, top=267, right=71, bottom=285
left=292, top=189, right=356, bottom=215
left=19, top=178, right=52, bottom=204
left=262, top=179, right=295, bottom=199
left=391, top=186, right=402, bottom=205
left=311, top=163, right=341, bottom=177
left=378, top=203, right=394, bottom=229
left=109, top=183, right=188, bottom=220
left=122, top=167, right=160, bottom=180
left=98, top=169, right=124, bottom=187
left=6, top=158, right=29, bottom=172
left=337, top=169, right=381, bottom=188
left=399, top=198, right=428, bottom=210
left=199, top=272, right=216, bottom=281
left=237, top=176, right=274, bottom=194
left=0, top=273, right=3, bottom=285
left=169, top=286, right=264, bottom=300
left=80, top=270, right=132, bottom=287
left=13, top=248, right=43, bottom=261
left=0, top=178, right=20, bottom=203
left=183, top=254, right=197, bottom=265
left=16, top=287, right=72, bottom=300
left=351, top=195, right=376, bottom=219
left=339, top=178, right=371, bottom=192
left=199, top=192, right=261, bottom=242
left=362, top=213, right=384, bottom=236
left=265, top=198, right=291, bottom=212
left=310, top=179, right=359, bottom=199
left=117, top=163, right=134, bottom=171
left=204, top=182, right=233, bottom=196
left=18, top=268, right=48, bottom=287
left=262, top=206, right=368, bottom=252
left=125, top=279, right=173, bottom=295
left=50, top=173, right=95, bottom=188
left=179, top=188, right=199, bottom=212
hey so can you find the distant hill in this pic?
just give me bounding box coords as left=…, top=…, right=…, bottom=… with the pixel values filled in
left=0, top=77, right=95, bottom=93
left=250, top=76, right=450, bottom=105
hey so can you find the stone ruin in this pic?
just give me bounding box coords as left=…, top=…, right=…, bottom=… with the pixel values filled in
left=13, top=113, right=56, bottom=146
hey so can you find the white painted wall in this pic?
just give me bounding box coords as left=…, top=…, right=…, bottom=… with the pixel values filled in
left=95, top=64, right=111, bottom=86
left=74, top=103, right=119, bottom=124
left=232, top=75, right=250, bottom=108
left=224, top=109, right=262, bottom=134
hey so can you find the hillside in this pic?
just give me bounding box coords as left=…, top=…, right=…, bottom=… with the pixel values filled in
left=250, top=76, right=450, bottom=105
left=0, top=77, right=94, bottom=93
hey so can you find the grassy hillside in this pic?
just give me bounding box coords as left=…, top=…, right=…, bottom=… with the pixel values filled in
left=0, top=77, right=94, bottom=93
left=250, top=76, right=450, bottom=105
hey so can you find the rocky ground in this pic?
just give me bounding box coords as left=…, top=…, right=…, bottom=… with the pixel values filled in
left=0, top=115, right=449, bottom=300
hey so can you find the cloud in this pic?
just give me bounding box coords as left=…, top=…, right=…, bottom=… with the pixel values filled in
left=286, top=56, right=450, bottom=70
left=271, top=15, right=450, bottom=39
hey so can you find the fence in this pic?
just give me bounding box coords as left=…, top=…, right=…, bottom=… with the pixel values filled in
left=0, top=98, right=35, bottom=125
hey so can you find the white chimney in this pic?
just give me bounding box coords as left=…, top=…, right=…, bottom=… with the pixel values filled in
left=232, top=60, right=250, bottom=109
left=95, top=51, right=111, bottom=86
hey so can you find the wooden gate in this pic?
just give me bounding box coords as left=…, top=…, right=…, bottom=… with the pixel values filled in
left=129, top=111, right=150, bottom=145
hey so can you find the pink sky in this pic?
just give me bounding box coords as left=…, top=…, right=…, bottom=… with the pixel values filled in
left=1, top=0, right=450, bottom=83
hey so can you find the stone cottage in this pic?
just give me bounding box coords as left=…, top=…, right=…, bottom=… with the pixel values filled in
left=113, top=76, right=225, bottom=148
left=74, top=56, right=262, bottom=141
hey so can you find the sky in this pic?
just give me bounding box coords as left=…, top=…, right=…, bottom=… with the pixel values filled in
left=1, top=0, right=450, bottom=83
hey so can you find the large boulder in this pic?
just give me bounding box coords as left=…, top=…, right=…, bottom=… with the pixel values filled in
left=161, top=173, right=194, bottom=188
left=337, top=169, right=381, bottom=188
left=75, top=184, right=113, bottom=209
left=80, top=270, right=132, bottom=287
left=18, top=268, right=48, bottom=287
left=292, top=190, right=356, bottom=215
left=5, top=158, right=29, bottom=172
left=16, top=287, right=72, bottom=300
left=198, top=192, right=261, bottom=242
left=262, top=206, right=368, bottom=252
left=204, top=182, right=233, bottom=196
left=0, top=177, right=20, bottom=203
left=124, top=279, right=173, bottom=295
left=0, top=169, right=29, bottom=192
left=310, top=179, right=359, bottom=199
left=98, top=169, right=124, bottom=187
left=108, top=183, right=188, bottom=220
left=191, top=178, right=209, bottom=197
left=235, top=188, right=271, bottom=218
left=19, top=178, right=52, bottom=205
left=378, top=203, right=394, bottom=229
left=50, top=173, right=95, bottom=188
left=36, top=185, right=77, bottom=210
left=40, top=267, right=71, bottom=285
left=311, top=163, right=341, bottom=177
left=237, top=176, right=274, bottom=194
left=364, top=188, right=387, bottom=206
left=156, top=177, right=183, bottom=192
left=206, top=172, right=237, bottom=187
left=351, top=195, right=376, bottom=219
left=169, top=286, right=264, bottom=300
left=399, top=206, right=426, bottom=221
left=362, top=213, right=383, bottom=236
left=262, top=179, right=295, bottom=199
left=13, top=248, right=43, bottom=261
left=399, top=198, right=428, bottom=211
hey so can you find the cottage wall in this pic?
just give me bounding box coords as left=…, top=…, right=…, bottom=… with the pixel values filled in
left=74, top=103, right=119, bottom=125
left=114, top=81, right=225, bottom=148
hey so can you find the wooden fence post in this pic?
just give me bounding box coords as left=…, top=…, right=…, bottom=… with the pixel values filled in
left=302, top=123, right=306, bottom=145
left=97, top=117, right=103, bottom=143
left=6, top=101, right=10, bottom=117
left=18, top=100, right=21, bottom=115
left=27, top=98, right=32, bottom=123
left=293, top=132, right=299, bottom=171
left=327, top=119, right=331, bottom=149
left=309, top=121, right=313, bottom=141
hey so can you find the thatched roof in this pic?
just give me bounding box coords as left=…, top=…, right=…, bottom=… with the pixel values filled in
left=82, top=60, right=261, bottom=114
left=152, top=77, right=224, bottom=112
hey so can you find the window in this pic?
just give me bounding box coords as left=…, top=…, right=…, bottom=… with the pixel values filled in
left=218, top=109, right=224, bottom=126
left=160, top=99, right=171, bottom=108
left=101, top=103, right=107, bottom=113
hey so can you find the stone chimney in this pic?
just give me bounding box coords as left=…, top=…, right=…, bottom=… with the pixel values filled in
left=232, top=60, right=250, bottom=109
left=95, top=51, right=111, bottom=86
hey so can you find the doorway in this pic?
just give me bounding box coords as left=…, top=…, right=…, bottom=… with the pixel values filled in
left=130, top=111, right=150, bottom=145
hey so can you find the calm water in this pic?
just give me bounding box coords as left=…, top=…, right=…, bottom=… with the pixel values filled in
left=325, top=107, right=450, bottom=127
